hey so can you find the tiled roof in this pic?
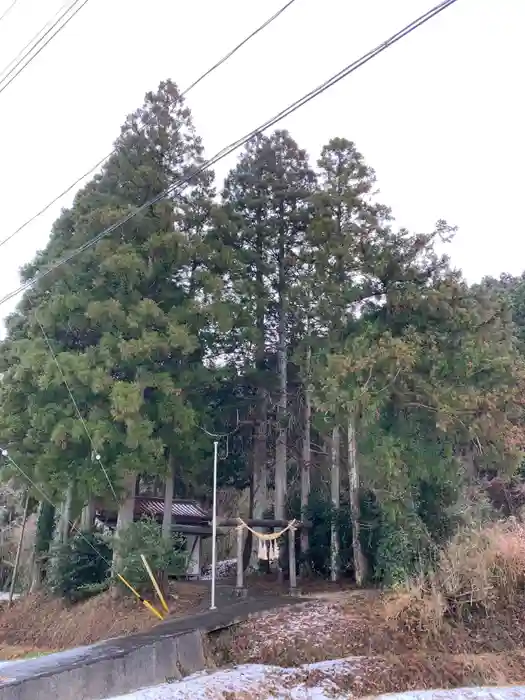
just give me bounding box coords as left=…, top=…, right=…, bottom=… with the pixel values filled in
left=134, top=497, right=210, bottom=521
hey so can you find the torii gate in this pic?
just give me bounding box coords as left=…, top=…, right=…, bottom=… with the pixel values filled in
left=218, top=517, right=309, bottom=597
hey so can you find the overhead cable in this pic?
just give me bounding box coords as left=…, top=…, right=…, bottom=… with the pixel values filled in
left=35, top=313, right=119, bottom=504
left=0, top=0, right=91, bottom=96
left=0, top=0, right=299, bottom=251
left=0, top=0, right=19, bottom=26
left=0, top=0, right=460, bottom=310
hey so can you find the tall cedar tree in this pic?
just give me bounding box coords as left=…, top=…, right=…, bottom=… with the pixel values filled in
left=217, top=131, right=316, bottom=562
left=300, top=138, right=381, bottom=580
left=3, top=115, right=525, bottom=588
left=0, top=81, right=219, bottom=565
left=302, top=138, right=524, bottom=581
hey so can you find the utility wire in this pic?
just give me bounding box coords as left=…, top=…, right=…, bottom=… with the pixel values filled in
left=0, top=0, right=299, bottom=251
left=0, top=1, right=73, bottom=83
left=0, top=447, right=115, bottom=571
left=1, top=445, right=172, bottom=620
left=0, top=0, right=460, bottom=310
left=183, top=0, right=297, bottom=96
left=199, top=411, right=242, bottom=460
left=35, top=313, right=119, bottom=504
left=0, top=0, right=87, bottom=88
left=0, top=0, right=19, bottom=26
left=0, top=0, right=90, bottom=96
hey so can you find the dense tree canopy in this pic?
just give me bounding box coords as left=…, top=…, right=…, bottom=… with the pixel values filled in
left=1, top=79, right=524, bottom=584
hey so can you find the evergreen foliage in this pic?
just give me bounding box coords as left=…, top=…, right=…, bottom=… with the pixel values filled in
left=1, top=79, right=524, bottom=589
left=47, top=532, right=112, bottom=602
left=112, top=518, right=186, bottom=592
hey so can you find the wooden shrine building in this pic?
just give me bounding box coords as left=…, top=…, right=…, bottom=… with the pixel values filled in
left=94, top=487, right=213, bottom=579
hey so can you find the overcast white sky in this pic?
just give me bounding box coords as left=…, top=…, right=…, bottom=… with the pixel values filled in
left=0, top=0, right=523, bottom=330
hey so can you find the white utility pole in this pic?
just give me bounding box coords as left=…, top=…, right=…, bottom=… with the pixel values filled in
left=210, top=440, right=219, bottom=610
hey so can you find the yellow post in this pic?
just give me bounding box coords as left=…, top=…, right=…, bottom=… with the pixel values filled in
left=140, top=554, right=169, bottom=614
left=117, top=574, right=164, bottom=621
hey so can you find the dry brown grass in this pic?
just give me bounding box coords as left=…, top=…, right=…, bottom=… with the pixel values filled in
left=206, top=524, right=525, bottom=696
left=209, top=584, right=525, bottom=696
left=0, top=581, right=206, bottom=650
left=386, top=520, right=525, bottom=635
left=349, top=651, right=525, bottom=696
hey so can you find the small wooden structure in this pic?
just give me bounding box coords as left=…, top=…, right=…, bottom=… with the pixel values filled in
left=96, top=497, right=213, bottom=579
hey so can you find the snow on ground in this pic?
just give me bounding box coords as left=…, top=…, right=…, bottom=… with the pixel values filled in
left=370, top=689, right=525, bottom=700
left=241, top=601, right=343, bottom=654
left=105, top=661, right=525, bottom=700
left=105, top=657, right=374, bottom=699
left=228, top=599, right=365, bottom=665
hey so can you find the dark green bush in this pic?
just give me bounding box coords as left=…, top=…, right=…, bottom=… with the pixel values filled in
left=302, top=493, right=353, bottom=576
left=289, top=471, right=483, bottom=587
left=47, top=531, right=112, bottom=602
left=293, top=488, right=427, bottom=585
left=112, top=517, right=187, bottom=592
left=372, top=477, right=473, bottom=586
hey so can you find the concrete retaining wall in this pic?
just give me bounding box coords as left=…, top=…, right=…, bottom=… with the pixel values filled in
left=0, top=594, right=305, bottom=700
left=0, top=629, right=207, bottom=700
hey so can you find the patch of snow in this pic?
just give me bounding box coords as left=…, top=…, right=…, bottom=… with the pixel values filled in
left=370, top=689, right=525, bottom=700
left=104, top=657, right=368, bottom=699
left=104, top=659, right=525, bottom=700
left=230, top=600, right=354, bottom=664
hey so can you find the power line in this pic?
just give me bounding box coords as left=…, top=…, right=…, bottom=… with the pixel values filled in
left=0, top=0, right=89, bottom=94
left=0, top=0, right=19, bottom=25
left=35, top=313, right=119, bottom=504
left=0, top=2, right=72, bottom=84
left=0, top=0, right=90, bottom=97
left=0, top=447, right=115, bottom=571
left=0, top=446, right=171, bottom=619
left=0, top=0, right=299, bottom=251
left=199, top=411, right=242, bottom=460
left=183, top=0, right=297, bottom=95
left=0, top=0, right=460, bottom=311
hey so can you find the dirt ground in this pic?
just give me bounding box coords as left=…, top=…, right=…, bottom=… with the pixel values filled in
left=0, top=576, right=343, bottom=657
left=0, top=581, right=206, bottom=655
left=3, top=576, right=525, bottom=694
left=0, top=576, right=349, bottom=656
left=210, top=586, right=525, bottom=695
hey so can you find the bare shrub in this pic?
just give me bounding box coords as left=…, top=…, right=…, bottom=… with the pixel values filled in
left=387, top=519, right=525, bottom=634
left=440, top=519, right=525, bottom=610
left=385, top=571, right=446, bottom=637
